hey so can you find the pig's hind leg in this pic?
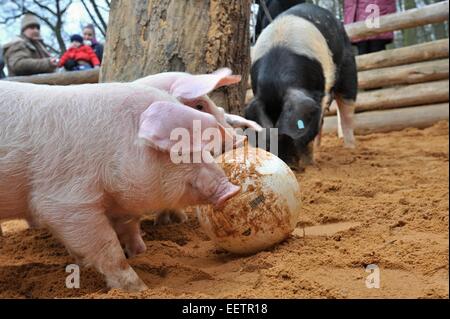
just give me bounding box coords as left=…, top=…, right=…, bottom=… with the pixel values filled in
left=154, top=210, right=188, bottom=226
left=334, top=50, right=357, bottom=149
left=35, top=197, right=147, bottom=292
left=336, top=96, right=356, bottom=149
left=111, top=216, right=147, bottom=259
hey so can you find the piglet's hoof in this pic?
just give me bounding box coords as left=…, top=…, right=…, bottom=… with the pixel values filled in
left=126, top=279, right=148, bottom=292
left=154, top=210, right=188, bottom=226
left=124, top=235, right=147, bottom=259
left=118, top=278, right=148, bottom=293
left=107, top=268, right=148, bottom=292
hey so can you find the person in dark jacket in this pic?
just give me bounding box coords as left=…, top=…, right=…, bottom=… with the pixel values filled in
left=82, top=24, right=104, bottom=63
left=344, top=0, right=397, bottom=55
left=3, top=14, right=58, bottom=76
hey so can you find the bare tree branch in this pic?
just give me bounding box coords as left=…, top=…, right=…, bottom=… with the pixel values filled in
left=31, top=0, right=57, bottom=16
left=56, top=0, right=61, bottom=16
left=24, top=9, right=57, bottom=32
left=45, top=43, right=60, bottom=54
left=89, top=0, right=108, bottom=32
left=10, top=0, right=26, bottom=13
left=0, top=13, right=24, bottom=24
left=80, top=0, right=106, bottom=36
left=61, top=0, right=73, bottom=15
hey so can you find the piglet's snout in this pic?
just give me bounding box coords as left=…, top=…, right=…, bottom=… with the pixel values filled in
left=211, top=179, right=241, bottom=209
left=195, top=166, right=240, bottom=209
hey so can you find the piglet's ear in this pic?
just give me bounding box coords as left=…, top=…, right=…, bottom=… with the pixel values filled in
left=139, top=101, right=226, bottom=153
left=212, top=68, right=242, bottom=89
left=170, top=68, right=242, bottom=100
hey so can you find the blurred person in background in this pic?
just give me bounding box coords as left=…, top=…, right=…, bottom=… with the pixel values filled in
left=58, top=34, right=100, bottom=71
left=344, top=0, right=397, bottom=55
left=82, top=24, right=104, bottom=63
left=3, top=14, right=58, bottom=76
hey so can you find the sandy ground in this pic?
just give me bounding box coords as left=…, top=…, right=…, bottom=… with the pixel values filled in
left=0, top=122, right=448, bottom=299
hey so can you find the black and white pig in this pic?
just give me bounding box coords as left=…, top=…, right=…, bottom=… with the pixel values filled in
left=246, top=3, right=358, bottom=170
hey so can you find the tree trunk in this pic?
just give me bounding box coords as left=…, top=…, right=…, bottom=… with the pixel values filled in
left=100, top=0, right=251, bottom=115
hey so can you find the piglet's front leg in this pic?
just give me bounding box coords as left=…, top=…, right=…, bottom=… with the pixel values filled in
left=38, top=201, right=147, bottom=292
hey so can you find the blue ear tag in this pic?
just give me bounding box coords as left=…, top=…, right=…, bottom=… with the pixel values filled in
left=297, top=120, right=305, bottom=130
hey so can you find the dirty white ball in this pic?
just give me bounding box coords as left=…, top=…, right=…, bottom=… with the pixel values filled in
left=197, top=146, right=301, bottom=255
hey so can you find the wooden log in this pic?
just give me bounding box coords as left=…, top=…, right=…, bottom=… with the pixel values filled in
left=323, top=103, right=449, bottom=135
left=353, top=79, right=449, bottom=114
left=247, top=80, right=449, bottom=114
left=358, top=59, right=449, bottom=89
left=357, top=39, right=449, bottom=71
left=346, top=1, right=450, bottom=41
left=3, top=69, right=99, bottom=86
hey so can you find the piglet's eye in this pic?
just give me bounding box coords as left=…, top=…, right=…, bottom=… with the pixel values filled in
left=195, top=104, right=204, bottom=111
